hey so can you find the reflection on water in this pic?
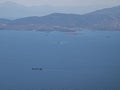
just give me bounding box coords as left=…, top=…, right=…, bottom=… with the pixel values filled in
left=0, top=30, right=120, bottom=89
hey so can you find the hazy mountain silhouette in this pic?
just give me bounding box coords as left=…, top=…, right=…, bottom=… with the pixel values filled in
left=0, top=1, right=115, bottom=19
left=0, top=5, right=120, bottom=31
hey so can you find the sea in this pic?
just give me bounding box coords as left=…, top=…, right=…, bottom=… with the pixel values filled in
left=0, top=30, right=120, bottom=90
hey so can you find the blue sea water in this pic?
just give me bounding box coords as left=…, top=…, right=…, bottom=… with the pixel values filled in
left=0, top=30, right=120, bottom=89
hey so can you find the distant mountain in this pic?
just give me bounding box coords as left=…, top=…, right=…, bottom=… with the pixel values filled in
left=0, top=18, right=11, bottom=24
left=0, top=2, right=27, bottom=19
left=10, top=13, right=82, bottom=26
left=0, top=5, right=120, bottom=31
left=82, top=5, right=120, bottom=30
left=0, top=1, right=115, bottom=19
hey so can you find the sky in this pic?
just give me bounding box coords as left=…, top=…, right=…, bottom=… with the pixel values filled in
left=0, top=0, right=120, bottom=7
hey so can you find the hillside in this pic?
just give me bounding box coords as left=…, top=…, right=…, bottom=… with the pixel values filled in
left=0, top=5, right=120, bottom=31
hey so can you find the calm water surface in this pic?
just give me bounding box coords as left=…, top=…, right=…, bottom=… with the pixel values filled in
left=0, top=30, right=120, bottom=89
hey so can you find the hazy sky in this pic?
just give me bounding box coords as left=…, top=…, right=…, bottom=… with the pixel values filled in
left=0, top=0, right=120, bottom=7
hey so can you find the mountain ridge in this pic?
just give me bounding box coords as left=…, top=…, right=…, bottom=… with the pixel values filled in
left=0, top=5, right=120, bottom=31
left=0, top=1, right=119, bottom=19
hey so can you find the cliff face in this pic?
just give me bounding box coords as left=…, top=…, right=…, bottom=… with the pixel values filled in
left=0, top=6, right=120, bottom=31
